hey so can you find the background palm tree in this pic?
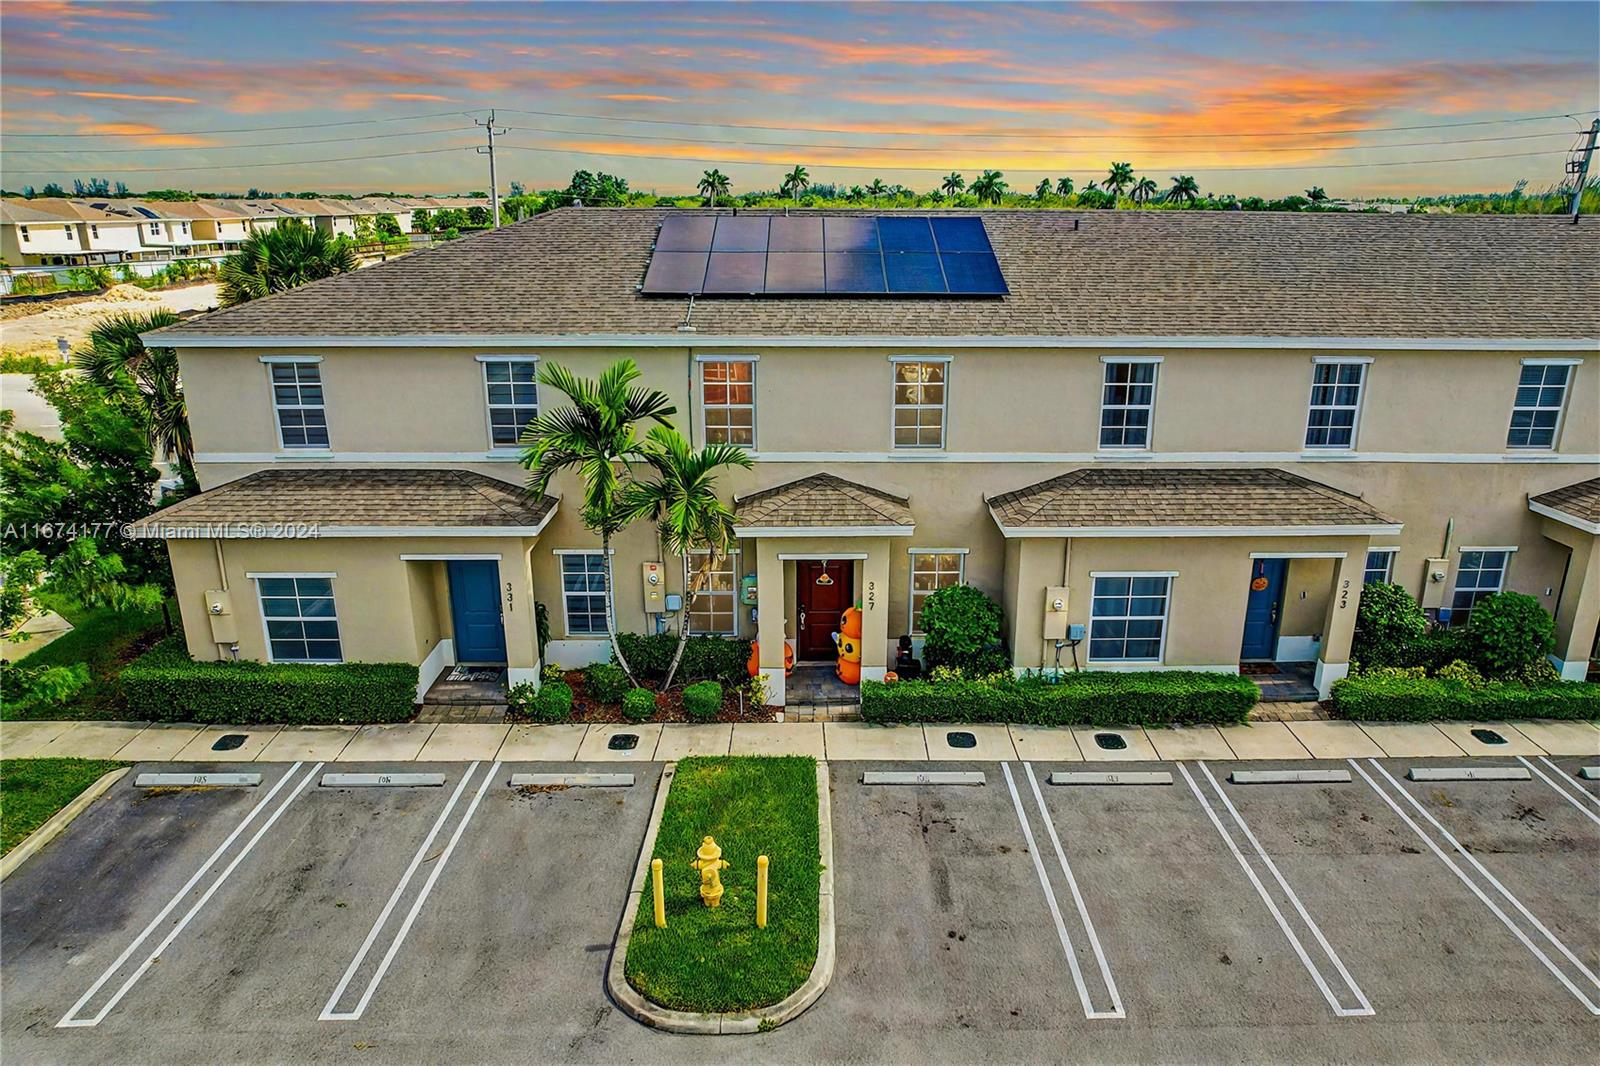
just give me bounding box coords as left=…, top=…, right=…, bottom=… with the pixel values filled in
left=941, top=172, right=965, bottom=197
left=218, top=221, right=357, bottom=306
left=866, top=178, right=889, bottom=201
left=1055, top=176, right=1074, bottom=196
left=697, top=169, right=731, bottom=206
left=1166, top=174, right=1201, bottom=204
left=618, top=427, right=752, bottom=688
left=1305, top=185, right=1329, bottom=202
left=73, top=309, right=197, bottom=494
left=1035, top=178, right=1052, bottom=200
left=519, top=360, right=676, bottom=683
left=1105, top=161, right=1135, bottom=198
left=971, top=170, right=1008, bottom=204
left=1131, top=176, right=1159, bottom=206
left=781, top=165, right=810, bottom=202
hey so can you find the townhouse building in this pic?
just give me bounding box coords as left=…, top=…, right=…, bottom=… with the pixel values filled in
left=129, top=209, right=1599, bottom=709
left=0, top=198, right=141, bottom=266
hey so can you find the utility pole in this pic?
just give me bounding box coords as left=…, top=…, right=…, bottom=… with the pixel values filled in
left=475, top=109, right=507, bottom=227
left=1567, top=118, right=1598, bottom=223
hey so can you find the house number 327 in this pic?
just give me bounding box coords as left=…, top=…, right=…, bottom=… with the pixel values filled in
left=866, top=580, right=877, bottom=611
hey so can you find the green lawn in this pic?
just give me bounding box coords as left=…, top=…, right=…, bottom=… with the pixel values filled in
left=1, top=758, right=126, bottom=855
left=625, top=756, right=821, bottom=1013
left=3, top=595, right=168, bottom=721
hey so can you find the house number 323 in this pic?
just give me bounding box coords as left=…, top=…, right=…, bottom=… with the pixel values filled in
left=1338, top=579, right=1350, bottom=609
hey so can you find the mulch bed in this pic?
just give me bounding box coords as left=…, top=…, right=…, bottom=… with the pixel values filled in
left=506, top=669, right=777, bottom=725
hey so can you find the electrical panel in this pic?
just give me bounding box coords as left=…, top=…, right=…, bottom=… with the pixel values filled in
left=1419, top=557, right=1449, bottom=609
left=641, top=561, right=665, bottom=613
left=204, top=588, right=237, bottom=644
left=1043, top=586, right=1069, bottom=640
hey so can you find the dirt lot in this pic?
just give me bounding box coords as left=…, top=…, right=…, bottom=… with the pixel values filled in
left=0, top=284, right=220, bottom=358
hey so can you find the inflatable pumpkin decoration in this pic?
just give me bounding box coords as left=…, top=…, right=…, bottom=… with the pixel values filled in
left=747, top=639, right=795, bottom=677
left=834, top=605, right=864, bottom=685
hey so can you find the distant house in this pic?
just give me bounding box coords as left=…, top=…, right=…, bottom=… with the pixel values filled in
left=0, top=198, right=141, bottom=266
left=162, top=201, right=254, bottom=252
left=348, top=197, right=415, bottom=234
left=280, top=199, right=359, bottom=239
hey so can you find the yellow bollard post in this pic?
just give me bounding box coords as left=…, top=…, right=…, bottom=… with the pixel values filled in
left=651, top=858, right=666, bottom=928
left=756, top=854, right=769, bottom=929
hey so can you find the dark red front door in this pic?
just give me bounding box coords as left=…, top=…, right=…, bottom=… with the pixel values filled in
left=797, top=560, right=853, bottom=660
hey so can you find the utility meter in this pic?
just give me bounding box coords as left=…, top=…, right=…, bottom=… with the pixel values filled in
left=642, top=562, right=665, bottom=613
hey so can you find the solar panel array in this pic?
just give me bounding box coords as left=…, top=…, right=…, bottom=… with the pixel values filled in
left=640, top=215, right=1008, bottom=296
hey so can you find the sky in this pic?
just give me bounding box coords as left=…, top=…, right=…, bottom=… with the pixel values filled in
left=2, top=0, right=1597, bottom=199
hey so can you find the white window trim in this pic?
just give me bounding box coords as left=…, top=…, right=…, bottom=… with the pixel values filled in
left=557, top=550, right=610, bottom=638
left=1520, top=357, right=1583, bottom=366
left=264, top=359, right=329, bottom=450
left=1451, top=549, right=1511, bottom=610
left=1507, top=361, right=1574, bottom=451
left=698, top=356, right=757, bottom=449
left=478, top=355, right=540, bottom=453
left=683, top=549, right=741, bottom=636
left=1303, top=359, right=1367, bottom=451
left=251, top=573, right=342, bottom=664
left=257, top=354, right=323, bottom=364
left=1363, top=547, right=1398, bottom=583
left=907, top=548, right=967, bottom=635
left=1086, top=571, right=1173, bottom=665
left=890, top=356, right=950, bottom=450
left=1098, top=358, right=1159, bottom=451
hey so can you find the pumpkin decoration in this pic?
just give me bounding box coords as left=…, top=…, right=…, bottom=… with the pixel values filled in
left=883, top=671, right=899, bottom=683
left=834, top=604, right=864, bottom=685
left=747, top=639, right=795, bottom=677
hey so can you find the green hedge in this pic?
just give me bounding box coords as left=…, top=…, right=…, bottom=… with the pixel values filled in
left=121, top=637, right=416, bottom=724
left=1332, top=674, right=1600, bottom=722
left=682, top=680, right=722, bottom=721
left=613, top=632, right=751, bottom=685
left=623, top=686, right=656, bottom=722
left=861, top=671, right=1259, bottom=727
left=583, top=662, right=630, bottom=704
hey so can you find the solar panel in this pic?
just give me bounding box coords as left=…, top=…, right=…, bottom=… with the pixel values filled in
left=640, top=215, right=1006, bottom=296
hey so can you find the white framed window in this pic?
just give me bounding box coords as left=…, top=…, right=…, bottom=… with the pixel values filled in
left=481, top=358, right=538, bottom=448
left=256, top=575, right=341, bottom=662
left=909, top=550, right=966, bottom=633
left=90, top=224, right=100, bottom=238
left=700, top=359, right=755, bottom=446
left=560, top=552, right=608, bottom=636
left=892, top=357, right=947, bottom=448
left=1449, top=549, right=1510, bottom=623
left=1089, top=573, right=1172, bottom=663
left=1305, top=360, right=1366, bottom=449
left=62, top=225, right=72, bottom=237
left=20, top=226, right=29, bottom=242
left=148, top=222, right=159, bottom=235
left=685, top=551, right=739, bottom=635
left=1099, top=360, right=1157, bottom=449
left=1363, top=549, right=1397, bottom=586
left=267, top=361, right=329, bottom=448
left=1507, top=362, right=1572, bottom=449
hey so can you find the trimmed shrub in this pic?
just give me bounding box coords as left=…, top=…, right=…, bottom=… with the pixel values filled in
left=583, top=662, right=630, bottom=705
left=920, top=585, right=1008, bottom=676
left=512, top=680, right=572, bottom=723
left=0, top=661, right=90, bottom=714
left=1332, top=674, right=1599, bottom=722
left=121, top=637, right=414, bottom=724
left=1465, top=591, right=1555, bottom=678
left=862, top=670, right=1259, bottom=728
left=1351, top=582, right=1428, bottom=669
left=1434, top=659, right=1485, bottom=687
left=613, top=632, right=751, bottom=685
left=623, top=686, right=656, bottom=722
left=682, top=680, right=722, bottom=721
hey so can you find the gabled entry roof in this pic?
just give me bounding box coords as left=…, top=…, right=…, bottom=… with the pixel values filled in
left=987, top=467, right=1401, bottom=538
left=1530, top=477, right=1600, bottom=535
left=128, top=468, right=559, bottom=538
left=733, top=473, right=914, bottom=536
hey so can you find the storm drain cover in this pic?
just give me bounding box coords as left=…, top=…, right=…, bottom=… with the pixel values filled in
left=608, top=733, right=639, bottom=751
left=1470, top=728, right=1508, bottom=746
left=1093, top=732, right=1128, bottom=751
left=946, top=731, right=977, bottom=749
left=211, top=733, right=248, bottom=752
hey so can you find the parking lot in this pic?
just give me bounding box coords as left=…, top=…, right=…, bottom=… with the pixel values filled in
left=2, top=754, right=1596, bottom=1064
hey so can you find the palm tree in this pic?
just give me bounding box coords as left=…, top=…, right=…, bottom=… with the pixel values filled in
left=1035, top=178, right=1052, bottom=200
left=1105, top=161, right=1135, bottom=198
left=781, top=165, right=810, bottom=202
left=73, top=309, right=197, bottom=494
left=698, top=169, right=731, bottom=206
left=971, top=170, right=1008, bottom=204
left=1055, top=176, right=1074, bottom=196
left=866, top=178, right=889, bottom=201
left=519, top=360, right=677, bottom=683
left=218, top=221, right=357, bottom=306
left=1166, top=174, right=1201, bottom=204
left=941, top=172, right=966, bottom=197
left=1131, top=177, right=1159, bottom=206
left=618, top=427, right=753, bottom=688
left=1305, top=185, right=1328, bottom=202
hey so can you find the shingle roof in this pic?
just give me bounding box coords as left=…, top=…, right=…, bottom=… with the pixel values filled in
left=149, top=207, right=1598, bottom=342
left=128, top=469, right=558, bottom=537
left=734, top=473, right=914, bottom=531
left=986, top=467, right=1401, bottom=533
left=1530, top=477, right=1600, bottom=529
left=0, top=198, right=117, bottom=223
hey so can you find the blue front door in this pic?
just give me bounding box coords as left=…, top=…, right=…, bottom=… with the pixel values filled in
left=1240, top=558, right=1287, bottom=660
left=448, top=560, right=507, bottom=664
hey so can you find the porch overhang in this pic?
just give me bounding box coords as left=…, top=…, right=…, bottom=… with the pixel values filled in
left=1529, top=478, right=1600, bottom=536
left=734, top=524, right=914, bottom=538
left=991, top=520, right=1402, bottom=539
left=733, top=472, right=915, bottom=540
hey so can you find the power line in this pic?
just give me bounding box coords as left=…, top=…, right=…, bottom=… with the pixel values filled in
left=4, top=124, right=473, bottom=155
left=2, top=145, right=476, bottom=175
left=1, top=109, right=485, bottom=139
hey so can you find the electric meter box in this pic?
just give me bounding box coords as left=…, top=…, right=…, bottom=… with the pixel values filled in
left=641, top=562, right=665, bottom=613
left=1419, top=557, right=1449, bottom=609
left=1043, top=586, right=1070, bottom=640
left=204, top=589, right=238, bottom=644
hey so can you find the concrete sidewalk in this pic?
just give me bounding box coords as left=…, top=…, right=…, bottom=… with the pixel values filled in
left=2, top=717, right=1594, bottom=763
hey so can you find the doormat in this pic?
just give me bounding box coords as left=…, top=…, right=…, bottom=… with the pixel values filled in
left=445, top=666, right=502, bottom=683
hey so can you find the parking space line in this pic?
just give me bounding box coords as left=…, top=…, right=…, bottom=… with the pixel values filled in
left=58, top=761, right=321, bottom=1028
left=1522, top=756, right=1600, bottom=822
left=322, top=760, right=499, bottom=1022
left=1351, top=758, right=1600, bottom=1015
left=1177, top=763, right=1374, bottom=1018
left=1021, top=762, right=1124, bottom=1019
left=1000, top=763, right=1120, bottom=1020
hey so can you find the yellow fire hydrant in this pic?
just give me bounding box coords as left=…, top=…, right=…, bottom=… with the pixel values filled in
left=689, top=835, right=730, bottom=908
